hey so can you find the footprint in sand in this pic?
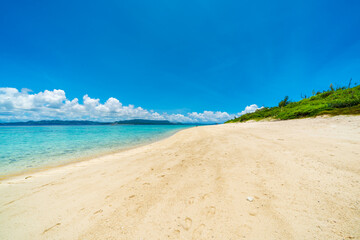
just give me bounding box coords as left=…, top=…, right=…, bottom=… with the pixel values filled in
left=187, top=197, right=195, bottom=205
left=201, top=193, right=210, bottom=200
left=206, top=206, right=216, bottom=217
left=181, top=217, right=192, bottom=231
left=136, top=206, right=143, bottom=213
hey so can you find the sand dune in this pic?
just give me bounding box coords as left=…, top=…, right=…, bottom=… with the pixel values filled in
left=0, top=116, right=359, bottom=240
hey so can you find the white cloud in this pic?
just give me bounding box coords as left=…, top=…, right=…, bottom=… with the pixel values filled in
left=236, top=104, right=263, bottom=117
left=0, top=88, right=260, bottom=123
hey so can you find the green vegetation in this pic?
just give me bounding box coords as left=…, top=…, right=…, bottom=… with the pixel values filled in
left=226, top=84, right=360, bottom=123
left=278, top=96, right=290, bottom=108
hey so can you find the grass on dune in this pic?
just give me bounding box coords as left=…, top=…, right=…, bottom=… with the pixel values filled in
left=226, top=84, right=360, bottom=123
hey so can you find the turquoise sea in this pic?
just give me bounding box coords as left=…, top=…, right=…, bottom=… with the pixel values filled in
left=0, top=125, right=192, bottom=178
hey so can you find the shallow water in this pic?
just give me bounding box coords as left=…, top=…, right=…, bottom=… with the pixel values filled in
left=0, top=125, right=192, bottom=177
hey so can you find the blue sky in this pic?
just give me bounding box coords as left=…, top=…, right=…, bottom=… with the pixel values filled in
left=1, top=1, right=360, bottom=122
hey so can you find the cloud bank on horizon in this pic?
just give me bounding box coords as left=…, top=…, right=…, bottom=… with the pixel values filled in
left=0, top=88, right=261, bottom=123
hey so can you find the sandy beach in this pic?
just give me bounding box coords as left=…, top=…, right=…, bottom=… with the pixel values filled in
left=0, top=116, right=359, bottom=240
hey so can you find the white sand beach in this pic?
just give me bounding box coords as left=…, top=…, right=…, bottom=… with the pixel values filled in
left=0, top=116, right=359, bottom=240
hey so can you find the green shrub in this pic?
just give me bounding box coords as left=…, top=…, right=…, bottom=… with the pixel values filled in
left=278, top=96, right=290, bottom=108
left=226, top=85, right=360, bottom=123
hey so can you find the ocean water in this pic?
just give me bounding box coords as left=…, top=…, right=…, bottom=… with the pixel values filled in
left=0, top=125, right=192, bottom=178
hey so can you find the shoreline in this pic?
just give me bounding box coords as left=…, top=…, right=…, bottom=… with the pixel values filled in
left=1, top=115, right=359, bottom=239
left=0, top=126, right=193, bottom=181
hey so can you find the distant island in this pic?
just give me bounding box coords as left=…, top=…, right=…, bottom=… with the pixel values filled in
left=227, top=84, right=360, bottom=123
left=0, top=119, right=187, bottom=126
left=113, top=119, right=177, bottom=125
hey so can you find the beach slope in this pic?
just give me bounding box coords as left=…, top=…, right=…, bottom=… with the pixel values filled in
left=0, top=116, right=359, bottom=239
